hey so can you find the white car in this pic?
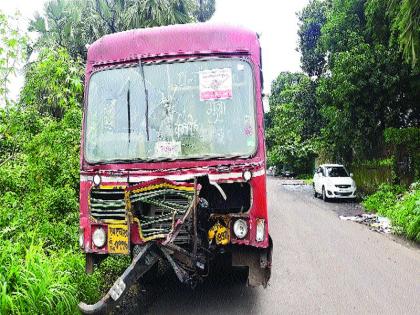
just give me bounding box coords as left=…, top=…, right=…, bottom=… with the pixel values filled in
left=313, top=164, right=356, bottom=201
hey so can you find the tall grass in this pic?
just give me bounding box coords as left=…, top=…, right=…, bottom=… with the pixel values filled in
left=0, top=239, right=104, bottom=314
left=351, top=164, right=393, bottom=195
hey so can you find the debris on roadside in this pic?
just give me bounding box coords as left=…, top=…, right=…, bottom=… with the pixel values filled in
left=279, top=179, right=306, bottom=186
left=339, top=214, right=392, bottom=234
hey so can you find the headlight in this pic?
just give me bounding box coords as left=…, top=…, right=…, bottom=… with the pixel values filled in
left=243, top=170, right=252, bottom=181
left=256, top=219, right=265, bottom=242
left=79, top=229, right=84, bottom=248
left=93, top=174, right=101, bottom=186
left=233, top=219, right=248, bottom=239
left=92, top=227, right=106, bottom=248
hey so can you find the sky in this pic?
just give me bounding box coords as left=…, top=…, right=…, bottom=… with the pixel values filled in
left=210, top=0, right=308, bottom=90
left=0, top=0, right=309, bottom=99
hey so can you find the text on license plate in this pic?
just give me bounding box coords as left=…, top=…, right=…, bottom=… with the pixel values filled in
left=108, top=224, right=129, bottom=254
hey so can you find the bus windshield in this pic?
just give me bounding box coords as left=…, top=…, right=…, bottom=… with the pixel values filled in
left=84, top=58, right=256, bottom=163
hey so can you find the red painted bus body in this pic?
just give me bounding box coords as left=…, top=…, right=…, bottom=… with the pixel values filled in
left=79, top=24, right=272, bottom=295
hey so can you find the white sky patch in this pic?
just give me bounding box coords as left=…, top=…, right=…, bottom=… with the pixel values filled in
left=209, top=0, right=308, bottom=92
left=1, top=0, right=308, bottom=102
left=0, top=0, right=46, bottom=103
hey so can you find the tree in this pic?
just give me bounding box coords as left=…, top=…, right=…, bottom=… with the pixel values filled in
left=266, top=72, right=319, bottom=173
left=265, top=0, right=420, bottom=170
left=195, top=0, right=215, bottom=22
left=20, top=48, right=84, bottom=119
left=297, top=0, right=329, bottom=77
left=0, top=11, right=28, bottom=105
left=390, top=0, right=420, bottom=68
left=30, top=0, right=215, bottom=61
left=319, top=0, right=418, bottom=161
left=366, top=0, right=420, bottom=68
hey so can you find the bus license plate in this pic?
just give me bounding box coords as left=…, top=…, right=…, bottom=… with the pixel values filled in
left=108, top=224, right=129, bottom=254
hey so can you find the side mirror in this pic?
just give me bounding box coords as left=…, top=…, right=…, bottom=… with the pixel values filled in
left=262, top=93, right=270, bottom=113
left=350, top=173, right=353, bottom=177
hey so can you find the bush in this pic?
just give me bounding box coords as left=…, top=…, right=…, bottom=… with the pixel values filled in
left=362, top=184, right=405, bottom=214
left=0, top=48, right=106, bottom=314
left=351, top=161, right=394, bottom=195
left=363, top=183, right=420, bottom=242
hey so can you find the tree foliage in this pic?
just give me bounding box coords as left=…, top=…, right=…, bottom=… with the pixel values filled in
left=0, top=11, right=28, bottom=105
left=268, top=0, right=419, bottom=177
left=297, top=0, right=328, bottom=77
left=1, top=1, right=217, bottom=310
left=266, top=73, right=319, bottom=173
left=30, top=0, right=215, bottom=60
left=20, top=48, right=84, bottom=119
left=390, top=0, right=420, bottom=67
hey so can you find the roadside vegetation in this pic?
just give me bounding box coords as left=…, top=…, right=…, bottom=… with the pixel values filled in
left=0, top=1, right=215, bottom=313
left=363, top=183, right=420, bottom=242
left=265, top=0, right=419, bottom=241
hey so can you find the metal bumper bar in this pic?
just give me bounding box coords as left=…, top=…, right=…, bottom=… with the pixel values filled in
left=78, top=243, right=159, bottom=314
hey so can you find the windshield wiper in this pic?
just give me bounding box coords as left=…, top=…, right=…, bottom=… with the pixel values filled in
left=138, top=60, right=149, bottom=141
left=127, top=81, right=131, bottom=143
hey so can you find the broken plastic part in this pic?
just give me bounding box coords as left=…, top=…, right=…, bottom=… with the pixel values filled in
left=209, top=181, right=227, bottom=200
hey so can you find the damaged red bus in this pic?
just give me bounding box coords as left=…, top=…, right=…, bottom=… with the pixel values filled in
left=79, top=24, right=272, bottom=312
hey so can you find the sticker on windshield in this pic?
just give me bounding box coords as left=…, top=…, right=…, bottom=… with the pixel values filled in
left=199, top=68, right=232, bottom=101
left=154, top=141, right=181, bottom=157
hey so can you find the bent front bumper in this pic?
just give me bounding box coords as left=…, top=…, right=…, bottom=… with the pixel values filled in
left=80, top=238, right=273, bottom=314
left=79, top=243, right=160, bottom=314
left=326, top=189, right=356, bottom=199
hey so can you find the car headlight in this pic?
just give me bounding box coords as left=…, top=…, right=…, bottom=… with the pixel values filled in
left=92, top=227, right=106, bottom=248
left=233, top=219, right=248, bottom=239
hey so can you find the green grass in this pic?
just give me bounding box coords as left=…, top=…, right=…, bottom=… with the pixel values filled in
left=296, top=174, right=313, bottom=185
left=303, top=178, right=313, bottom=185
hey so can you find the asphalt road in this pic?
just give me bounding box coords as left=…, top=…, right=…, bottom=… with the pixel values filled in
left=124, top=177, right=420, bottom=315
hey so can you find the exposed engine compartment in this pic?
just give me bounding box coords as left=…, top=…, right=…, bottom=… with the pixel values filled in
left=197, top=177, right=251, bottom=214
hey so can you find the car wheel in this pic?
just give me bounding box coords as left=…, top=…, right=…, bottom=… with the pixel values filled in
left=322, top=186, right=328, bottom=202
left=313, top=184, right=318, bottom=198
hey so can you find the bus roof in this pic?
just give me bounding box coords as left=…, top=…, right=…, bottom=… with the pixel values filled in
left=86, top=23, right=260, bottom=71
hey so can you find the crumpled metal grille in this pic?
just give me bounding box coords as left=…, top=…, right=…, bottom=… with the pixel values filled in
left=129, top=188, right=194, bottom=240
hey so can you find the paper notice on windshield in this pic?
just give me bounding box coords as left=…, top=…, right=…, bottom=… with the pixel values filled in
left=154, top=141, right=181, bottom=157
left=199, top=68, right=232, bottom=101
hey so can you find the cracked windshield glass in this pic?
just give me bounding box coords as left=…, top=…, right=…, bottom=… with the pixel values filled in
left=85, top=59, right=256, bottom=162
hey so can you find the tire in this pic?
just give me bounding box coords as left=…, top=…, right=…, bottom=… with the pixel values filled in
left=322, top=186, right=329, bottom=202
left=313, top=184, right=318, bottom=198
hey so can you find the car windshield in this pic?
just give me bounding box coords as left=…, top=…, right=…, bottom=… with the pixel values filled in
left=84, top=58, right=256, bottom=163
left=326, top=166, right=349, bottom=177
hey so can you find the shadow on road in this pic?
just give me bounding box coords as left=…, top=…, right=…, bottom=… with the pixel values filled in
left=120, top=266, right=260, bottom=315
